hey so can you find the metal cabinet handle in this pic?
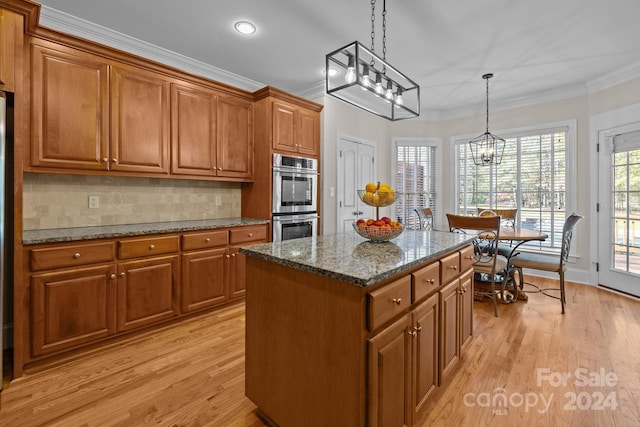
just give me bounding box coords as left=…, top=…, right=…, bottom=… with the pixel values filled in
left=149, top=244, right=155, bottom=250
left=102, top=157, right=108, bottom=163
left=392, top=298, right=402, bottom=305
left=231, top=253, right=236, bottom=257
left=225, top=254, right=230, bottom=259
left=73, top=253, right=81, bottom=259
left=248, top=233, right=253, bottom=237
left=205, top=238, right=211, bottom=243
left=424, top=278, right=435, bottom=284
left=408, top=330, right=416, bottom=337
left=415, top=326, right=422, bottom=333
left=112, top=158, right=118, bottom=163
left=110, top=274, right=116, bottom=279
left=120, top=272, right=125, bottom=277
left=448, top=265, right=458, bottom=270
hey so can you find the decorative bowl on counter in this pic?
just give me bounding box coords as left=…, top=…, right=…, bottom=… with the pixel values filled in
left=352, top=221, right=403, bottom=242
left=356, top=188, right=395, bottom=208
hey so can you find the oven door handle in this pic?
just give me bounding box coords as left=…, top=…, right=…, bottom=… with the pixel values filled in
left=273, top=216, right=318, bottom=224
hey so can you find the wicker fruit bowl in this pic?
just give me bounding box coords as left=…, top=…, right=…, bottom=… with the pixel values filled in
left=352, top=222, right=403, bottom=242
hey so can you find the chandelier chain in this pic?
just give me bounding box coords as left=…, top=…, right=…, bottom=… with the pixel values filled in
left=485, top=77, right=490, bottom=133
left=370, top=0, right=376, bottom=66
left=382, top=0, right=387, bottom=61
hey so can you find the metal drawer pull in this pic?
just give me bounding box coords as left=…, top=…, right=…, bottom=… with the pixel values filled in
left=415, top=326, right=422, bottom=333
left=448, top=265, right=458, bottom=270
left=73, top=253, right=81, bottom=259
left=110, top=274, right=116, bottom=279
left=205, top=237, right=211, bottom=242
left=408, top=330, right=416, bottom=337
left=149, top=244, right=155, bottom=250
left=248, top=233, right=254, bottom=237
left=392, top=298, right=402, bottom=305
left=120, top=272, right=125, bottom=277
left=424, top=278, right=435, bottom=284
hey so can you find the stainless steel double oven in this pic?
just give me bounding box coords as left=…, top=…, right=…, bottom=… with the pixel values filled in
left=272, top=153, right=319, bottom=242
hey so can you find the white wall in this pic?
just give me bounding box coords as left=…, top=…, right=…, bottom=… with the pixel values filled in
left=321, top=76, right=640, bottom=283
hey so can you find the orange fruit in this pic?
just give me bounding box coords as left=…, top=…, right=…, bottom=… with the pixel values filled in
left=365, top=182, right=377, bottom=193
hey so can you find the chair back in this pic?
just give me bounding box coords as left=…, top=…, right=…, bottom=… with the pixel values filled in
left=560, top=213, right=583, bottom=266
left=477, top=208, right=518, bottom=228
left=447, top=213, right=501, bottom=265
left=415, top=207, right=433, bottom=230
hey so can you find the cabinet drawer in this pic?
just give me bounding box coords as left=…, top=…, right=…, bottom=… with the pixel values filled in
left=30, top=242, right=115, bottom=271
left=182, top=230, right=228, bottom=251
left=412, top=262, right=440, bottom=302
left=118, top=236, right=179, bottom=259
left=230, top=225, right=268, bottom=244
left=441, top=251, right=460, bottom=284
left=368, top=276, right=412, bottom=332
left=460, top=245, right=475, bottom=272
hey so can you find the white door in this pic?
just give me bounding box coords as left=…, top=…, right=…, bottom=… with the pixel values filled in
left=598, top=125, right=640, bottom=297
left=337, top=136, right=375, bottom=234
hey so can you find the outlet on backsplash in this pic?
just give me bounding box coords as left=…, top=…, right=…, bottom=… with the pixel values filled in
left=88, top=195, right=99, bottom=209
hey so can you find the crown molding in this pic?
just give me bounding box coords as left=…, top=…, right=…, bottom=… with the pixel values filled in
left=587, top=60, right=640, bottom=94
left=38, top=6, right=265, bottom=92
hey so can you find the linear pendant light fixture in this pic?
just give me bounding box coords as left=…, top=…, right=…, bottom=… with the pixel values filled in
left=325, top=0, right=420, bottom=121
left=469, top=73, right=506, bottom=165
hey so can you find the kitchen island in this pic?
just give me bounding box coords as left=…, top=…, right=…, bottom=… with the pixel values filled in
left=241, top=229, right=476, bottom=427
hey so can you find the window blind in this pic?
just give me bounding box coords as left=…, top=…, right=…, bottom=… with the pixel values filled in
left=395, top=144, right=437, bottom=229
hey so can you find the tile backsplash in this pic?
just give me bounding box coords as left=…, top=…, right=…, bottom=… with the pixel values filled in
left=23, top=173, right=242, bottom=230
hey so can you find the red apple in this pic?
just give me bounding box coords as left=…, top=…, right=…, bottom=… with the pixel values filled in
left=381, top=216, right=391, bottom=224
left=374, top=220, right=385, bottom=227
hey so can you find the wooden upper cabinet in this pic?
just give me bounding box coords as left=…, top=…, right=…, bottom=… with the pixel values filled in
left=296, top=107, right=320, bottom=156
left=30, top=41, right=110, bottom=170
left=217, top=95, right=253, bottom=179
left=110, top=64, right=170, bottom=174
left=272, top=101, right=296, bottom=152
left=171, top=83, right=218, bottom=176
left=0, top=9, right=19, bottom=91
left=272, top=99, right=320, bottom=157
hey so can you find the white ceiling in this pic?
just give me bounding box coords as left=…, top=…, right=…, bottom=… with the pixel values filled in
left=37, top=0, right=640, bottom=120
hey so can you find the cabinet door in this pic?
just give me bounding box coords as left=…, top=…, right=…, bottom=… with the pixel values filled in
left=439, top=279, right=460, bottom=382
left=272, top=101, right=296, bottom=152
left=217, top=95, right=253, bottom=179
left=31, top=265, right=116, bottom=356
left=229, top=246, right=247, bottom=299
left=171, top=83, right=217, bottom=176
left=30, top=42, right=109, bottom=170
left=368, top=314, right=411, bottom=427
left=0, top=9, right=18, bottom=91
left=181, top=248, right=228, bottom=313
left=460, top=269, right=474, bottom=351
left=117, top=255, right=179, bottom=332
left=412, top=293, right=439, bottom=417
left=296, top=107, right=319, bottom=157
left=110, top=64, right=170, bottom=174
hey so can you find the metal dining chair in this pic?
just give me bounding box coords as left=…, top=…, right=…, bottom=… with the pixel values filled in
left=414, top=207, right=433, bottom=230
left=446, top=213, right=513, bottom=317
left=478, top=208, right=518, bottom=258
left=509, top=213, right=583, bottom=314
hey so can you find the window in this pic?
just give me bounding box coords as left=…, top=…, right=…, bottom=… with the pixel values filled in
left=394, top=139, right=438, bottom=229
left=455, top=121, right=576, bottom=252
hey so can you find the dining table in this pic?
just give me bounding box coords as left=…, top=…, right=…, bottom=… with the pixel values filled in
left=495, top=227, right=549, bottom=301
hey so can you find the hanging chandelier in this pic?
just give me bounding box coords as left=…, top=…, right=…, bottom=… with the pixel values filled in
left=325, top=0, right=420, bottom=121
left=469, top=73, right=506, bottom=165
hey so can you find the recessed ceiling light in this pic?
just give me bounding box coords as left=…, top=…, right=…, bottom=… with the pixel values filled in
left=324, top=67, right=339, bottom=77
left=234, top=21, right=256, bottom=35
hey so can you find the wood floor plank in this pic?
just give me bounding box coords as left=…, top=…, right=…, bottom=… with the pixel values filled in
left=1, top=281, right=639, bottom=426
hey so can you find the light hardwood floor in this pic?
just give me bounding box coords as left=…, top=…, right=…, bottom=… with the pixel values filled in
left=1, top=279, right=639, bottom=426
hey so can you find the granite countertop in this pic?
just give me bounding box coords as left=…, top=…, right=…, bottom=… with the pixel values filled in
left=240, top=229, right=475, bottom=287
left=23, top=217, right=270, bottom=245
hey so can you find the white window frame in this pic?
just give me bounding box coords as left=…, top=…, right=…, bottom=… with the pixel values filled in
left=450, top=119, right=577, bottom=255
left=392, top=137, right=443, bottom=228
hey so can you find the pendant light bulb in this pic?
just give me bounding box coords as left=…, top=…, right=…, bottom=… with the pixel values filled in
left=385, top=80, right=394, bottom=101
left=345, top=56, right=357, bottom=84
left=395, top=87, right=404, bottom=106
left=361, top=65, right=371, bottom=89
left=375, top=73, right=384, bottom=95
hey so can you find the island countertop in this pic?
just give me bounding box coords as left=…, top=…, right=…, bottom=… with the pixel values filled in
left=240, top=229, right=475, bottom=287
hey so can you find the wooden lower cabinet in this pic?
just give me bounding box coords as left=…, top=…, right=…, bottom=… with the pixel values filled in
left=181, top=248, right=228, bottom=313
left=25, top=224, right=267, bottom=367
left=439, top=279, right=460, bottom=381
left=368, top=314, right=412, bottom=427
left=31, top=264, right=117, bottom=356
left=412, top=292, right=440, bottom=417
left=460, top=270, right=474, bottom=351
left=117, top=255, right=179, bottom=332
